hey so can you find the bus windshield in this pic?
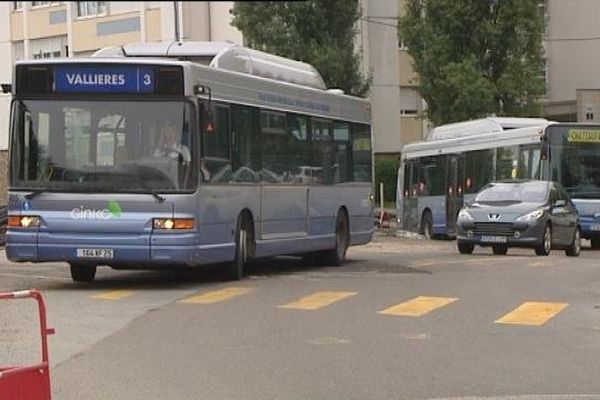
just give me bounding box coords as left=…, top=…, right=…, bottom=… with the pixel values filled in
left=10, top=99, right=197, bottom=193
left=548, top=126, right=600, bottom=199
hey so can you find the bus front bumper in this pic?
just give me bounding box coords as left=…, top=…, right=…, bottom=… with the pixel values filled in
left=6, top=230, right=234, bottom=267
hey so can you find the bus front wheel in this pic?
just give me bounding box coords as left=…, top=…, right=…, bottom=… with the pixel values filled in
left=70, top=263, right=97, bottom=283
left=224, top=214, right=252, bottom=281
left=421, top=212, right=433, bottom=240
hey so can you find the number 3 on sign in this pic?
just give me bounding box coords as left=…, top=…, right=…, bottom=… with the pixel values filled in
left=143, top=74, right=151, bottom=86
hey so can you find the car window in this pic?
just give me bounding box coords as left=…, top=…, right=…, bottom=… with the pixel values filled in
left=475, top=181, right=548, bottom=203
left=549, top=185, right=559, bottom=204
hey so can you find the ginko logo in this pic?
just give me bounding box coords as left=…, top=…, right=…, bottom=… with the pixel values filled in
left=70, top=201, right=122, bottom=220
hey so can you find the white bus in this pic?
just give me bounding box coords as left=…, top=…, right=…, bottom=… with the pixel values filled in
left=397, top=117, right=550, bottom=239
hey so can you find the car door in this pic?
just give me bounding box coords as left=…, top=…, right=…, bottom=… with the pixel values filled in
left=557, top=183, right=579, bottom=245
left=549, top=183, right=569, bottom=245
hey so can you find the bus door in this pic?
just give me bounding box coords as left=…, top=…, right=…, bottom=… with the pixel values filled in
left=402, top=160, right=419, bottom=231
left=446, top=155, right=465, bottom=237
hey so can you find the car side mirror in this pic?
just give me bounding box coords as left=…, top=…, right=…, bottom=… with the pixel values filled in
left=554, top=199, right=566, bottom=208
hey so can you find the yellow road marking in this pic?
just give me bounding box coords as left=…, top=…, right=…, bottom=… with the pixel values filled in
left=495, top=301, right=569, bottom=326
left=92, top=290, right=136, bottom=300
left=179, top=287, right=253, bottom=304
left=379, top=296, right=458, bottom=317
left=279, top=291, right=357, bottom=310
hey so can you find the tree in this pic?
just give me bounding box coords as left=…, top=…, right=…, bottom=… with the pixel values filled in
left=231, top=1, right=370, bottom=97
left=399, top=0, right=546, bottom=126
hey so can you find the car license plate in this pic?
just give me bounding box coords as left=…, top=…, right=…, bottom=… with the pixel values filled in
left=76, top=248, right=114, bottom=259
left=591, top=224, right=600, bottom=231
left=479, top=235, right=507, bottom=243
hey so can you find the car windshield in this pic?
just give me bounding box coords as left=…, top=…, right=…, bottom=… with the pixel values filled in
left=10, top=99, right=197, bottom=192
left=475, top=181, right=548, bottom=203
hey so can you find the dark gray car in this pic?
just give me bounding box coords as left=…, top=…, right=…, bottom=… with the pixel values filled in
left=456, top=180, right=581, bottom=256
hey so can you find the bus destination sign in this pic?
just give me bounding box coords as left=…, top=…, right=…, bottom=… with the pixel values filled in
left=567, top=129, right=600, bottom=143
left=54, top=66, right=154, bottom=93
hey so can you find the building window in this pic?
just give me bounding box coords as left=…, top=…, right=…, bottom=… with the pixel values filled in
left=31, top=36, right=67, bottom=59
left=77, top=1, right=107, bottom=17
left=32, top=1, right=61, bottom=7
left=12, top=1, right=23, bottom=10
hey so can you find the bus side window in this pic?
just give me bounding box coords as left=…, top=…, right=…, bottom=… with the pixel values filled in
left=202, top=104, right=232, bottom=183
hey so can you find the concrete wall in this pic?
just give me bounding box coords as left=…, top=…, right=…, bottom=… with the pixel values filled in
left=72, top=11, right=141, bottom=53
left=546, top=0, right=600, bottom=103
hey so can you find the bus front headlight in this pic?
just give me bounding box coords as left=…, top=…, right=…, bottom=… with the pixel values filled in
left=153, top=218, right=195, bottom=230
left=8, top=215, right=41, bottom=228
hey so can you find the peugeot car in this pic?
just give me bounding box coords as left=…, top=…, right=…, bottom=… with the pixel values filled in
left=456, top=180, right=580, bottom=256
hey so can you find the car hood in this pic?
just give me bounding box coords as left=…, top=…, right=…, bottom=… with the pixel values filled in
left=464, top=202, right=546, bottom=223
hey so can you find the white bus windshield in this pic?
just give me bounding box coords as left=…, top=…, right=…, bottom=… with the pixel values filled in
left=10, top=100, right=197, bottom=193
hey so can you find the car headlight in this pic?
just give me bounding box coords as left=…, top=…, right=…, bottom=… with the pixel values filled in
left=516, top=209, right=545, bottom=221
left=458, top=209, right=474, bottom=221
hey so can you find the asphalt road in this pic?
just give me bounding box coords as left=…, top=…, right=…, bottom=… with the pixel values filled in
left=1, top=234, right=600, bottom=400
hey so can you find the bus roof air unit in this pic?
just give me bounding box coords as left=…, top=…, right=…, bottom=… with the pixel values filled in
left=93, top=41, right=327, bottom=91
left=426, top=117, right=550, bottom=141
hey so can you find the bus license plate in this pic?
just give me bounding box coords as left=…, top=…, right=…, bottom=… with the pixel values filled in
left=590, top=224, right=600, bottom=231
left=76, top=248, right=114, bottom=259
left=479, top=235, right=507, bottom=243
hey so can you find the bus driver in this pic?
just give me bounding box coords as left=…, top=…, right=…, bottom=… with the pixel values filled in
left=154, top=121, right=191, bottom=163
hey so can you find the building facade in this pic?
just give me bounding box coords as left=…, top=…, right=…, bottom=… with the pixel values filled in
left=543, top=0, right=600, bottom=123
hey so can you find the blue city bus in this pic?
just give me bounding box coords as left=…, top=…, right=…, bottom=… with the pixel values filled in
left=542, top=124, right=600, bottom=249
left=5, top=43, right=373, bottom=282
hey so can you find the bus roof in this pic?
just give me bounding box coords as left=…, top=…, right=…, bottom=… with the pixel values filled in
left=13, top=56, right=370, bottom=124
left=426, top=117, right=550, bottom=141
left=402, top=123, right=549, bottom=160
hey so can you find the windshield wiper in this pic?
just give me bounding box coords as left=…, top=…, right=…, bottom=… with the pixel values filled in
left=24, top=188, right=48, bottom=200
left=149, top=191, right=165, bottom=203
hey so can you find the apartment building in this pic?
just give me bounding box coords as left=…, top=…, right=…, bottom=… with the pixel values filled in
left=543, top=0, right=600, bottom=123
left=0, top=1, right=242, bottom=200
left=358, top=0, right=427, bottom=161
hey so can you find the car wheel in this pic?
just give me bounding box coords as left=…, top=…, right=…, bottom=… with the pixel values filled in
left=492, top=245, right=508, bottom=255
left=457, top=241, right=474, bottom=254
left=591, top=237, right=600, bottom=250
left=565, top=228, right=581, bottom=257
left=535, top=224, right=552, bottom=256
left=421, top=212, right=433, bottom=240
left=70, top=263, right=97, bottom=283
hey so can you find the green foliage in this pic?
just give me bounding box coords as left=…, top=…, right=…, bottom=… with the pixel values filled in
left=399, top=0, right=546, bottom=126
left=374, top=159, right=398, bottom=204
left=231, top=1, right=370, bottom=97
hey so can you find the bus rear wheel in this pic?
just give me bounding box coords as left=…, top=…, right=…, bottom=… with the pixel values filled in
left=591, top=237, right=600, bottom=250
left=325, top=209, right=349, bottom=266
left=70, top=263, right=97, bottom=283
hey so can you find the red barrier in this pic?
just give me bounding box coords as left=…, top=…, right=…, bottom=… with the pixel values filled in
left=0, top=290, right=55, bottom=400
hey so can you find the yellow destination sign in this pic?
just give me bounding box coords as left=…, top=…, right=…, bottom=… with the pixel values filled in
left=567, top=129, right=600, bottom=143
